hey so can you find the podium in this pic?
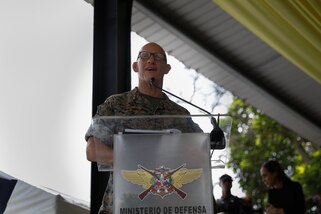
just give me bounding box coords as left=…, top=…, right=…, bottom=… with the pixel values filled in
left=89, top=115, right=232, bottom=214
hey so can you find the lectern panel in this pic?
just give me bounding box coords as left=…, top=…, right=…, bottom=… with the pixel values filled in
left=113, top=133, right=213, bottom=214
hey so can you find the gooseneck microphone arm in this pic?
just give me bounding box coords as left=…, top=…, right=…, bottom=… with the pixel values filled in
left=149, top=78, right=216, bottom=126
left=149, top=78, right=226, bottom=150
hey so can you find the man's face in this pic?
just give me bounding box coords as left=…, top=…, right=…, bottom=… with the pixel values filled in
left=220, top=180, right=232, bottom=190
left=132, top=43, right=170, bottom=84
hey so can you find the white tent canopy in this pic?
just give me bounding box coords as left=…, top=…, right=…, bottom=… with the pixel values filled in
left=0, top=171, right=89, bottom=214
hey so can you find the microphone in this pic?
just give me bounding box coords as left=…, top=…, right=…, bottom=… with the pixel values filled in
left=149, top=78, right=226, bottom=150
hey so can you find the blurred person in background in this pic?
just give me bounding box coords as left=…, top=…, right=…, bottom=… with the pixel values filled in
left=216, top=174, right=248, bottom=214
left=260, top=160, right=305, bottom=214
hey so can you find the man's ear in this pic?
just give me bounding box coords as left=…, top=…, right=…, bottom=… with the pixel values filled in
left=132, top=62, right=138, bottom=73
left=164, top=64, right=171, bottom=74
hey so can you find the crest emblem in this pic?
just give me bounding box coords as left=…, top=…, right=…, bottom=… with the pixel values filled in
left=121, top=164, right=203, bottom=200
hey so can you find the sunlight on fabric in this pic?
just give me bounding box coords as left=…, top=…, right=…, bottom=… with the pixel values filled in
left=213, top=0, right=321, bottom=85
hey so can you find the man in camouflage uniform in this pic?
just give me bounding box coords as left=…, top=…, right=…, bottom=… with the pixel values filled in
left=85, top=42, right=202, bottom=214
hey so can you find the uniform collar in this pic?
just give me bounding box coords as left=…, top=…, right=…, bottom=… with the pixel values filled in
left=131, top=87, right=170, bottom=102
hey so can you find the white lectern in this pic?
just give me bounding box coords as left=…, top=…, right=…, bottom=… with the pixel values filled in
left=89, top=115, right=232, bottom=214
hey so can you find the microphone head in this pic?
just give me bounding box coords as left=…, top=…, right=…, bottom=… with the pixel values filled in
left=210, top=127, right=226, bottom=150
left=210, top=113, right=226, bottom=150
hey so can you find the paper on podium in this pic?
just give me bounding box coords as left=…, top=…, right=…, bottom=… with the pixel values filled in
left=122, top=128, right=181, bottom=134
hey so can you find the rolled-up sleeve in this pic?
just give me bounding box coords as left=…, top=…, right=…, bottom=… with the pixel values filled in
left=85, top=99, right=115, bottom=146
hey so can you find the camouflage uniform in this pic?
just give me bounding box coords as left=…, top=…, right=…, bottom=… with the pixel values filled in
left=85, top=87, right=202, bottom=214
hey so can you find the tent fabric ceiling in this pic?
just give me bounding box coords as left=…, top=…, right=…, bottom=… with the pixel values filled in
left=214, top=0, right=321, bottom=85
left=132, top=0, right=321, bottom=145
left=83, top=0, right=321, bottom=145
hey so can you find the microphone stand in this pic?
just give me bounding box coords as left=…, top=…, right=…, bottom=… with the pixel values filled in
left=149, top=78, right=226, bottom=150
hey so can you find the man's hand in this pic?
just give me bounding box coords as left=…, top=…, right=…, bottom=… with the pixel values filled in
left=86, top=137, right=113, bottom=164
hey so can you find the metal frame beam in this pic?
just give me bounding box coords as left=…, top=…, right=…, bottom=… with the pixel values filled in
left=91, top=0, right=132, bottom=213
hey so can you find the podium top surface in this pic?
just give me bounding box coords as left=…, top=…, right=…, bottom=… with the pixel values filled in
left=91, top=114, right=231, bottom=134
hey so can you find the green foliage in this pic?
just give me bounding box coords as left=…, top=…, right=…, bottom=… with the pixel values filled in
left=294, top=149, right=321, bottom=196
left=227, top=98, right=321, bottom=209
